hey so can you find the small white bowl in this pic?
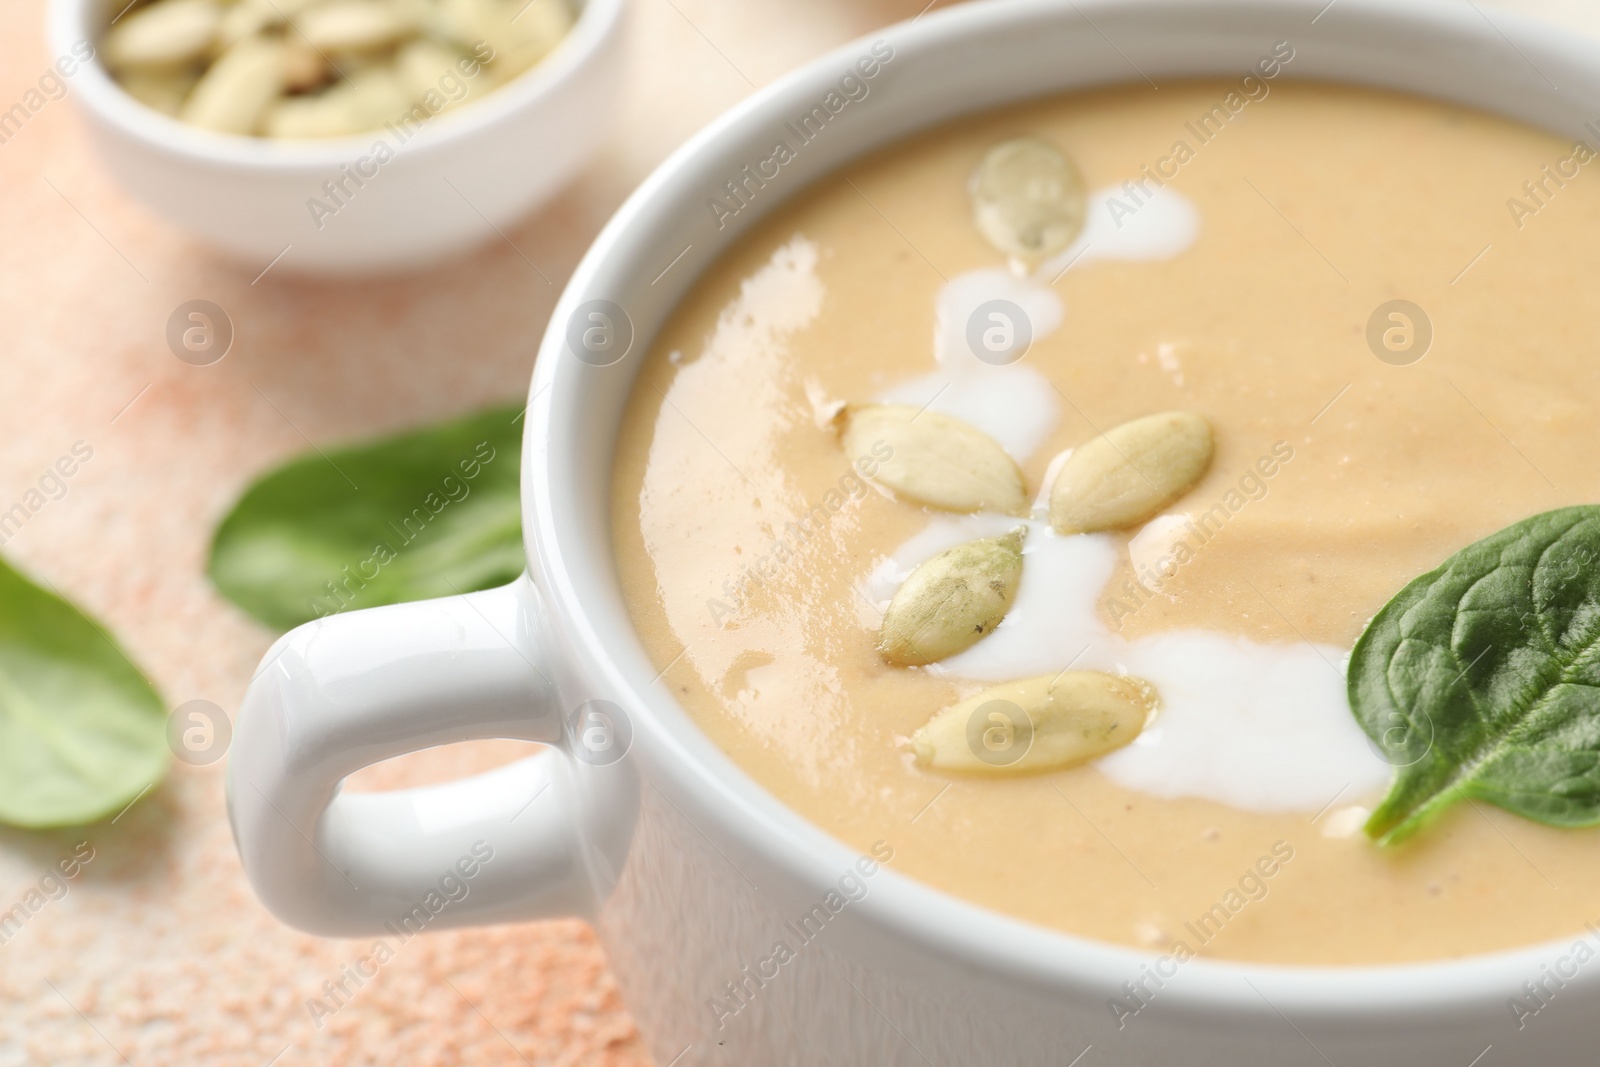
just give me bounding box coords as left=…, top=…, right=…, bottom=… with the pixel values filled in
left=47, top=0, right=627, bottom=274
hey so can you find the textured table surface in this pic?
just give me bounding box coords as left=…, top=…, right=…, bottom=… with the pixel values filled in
left=0, top=0, right=1593, bottom=1063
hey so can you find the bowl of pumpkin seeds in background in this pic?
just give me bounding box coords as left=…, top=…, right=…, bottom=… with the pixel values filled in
left=47, top=0, right=626, bottom=271
left=101, top=0, right=572, bottom=136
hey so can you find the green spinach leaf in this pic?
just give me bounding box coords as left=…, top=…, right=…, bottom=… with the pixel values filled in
left=208, top=403, right=525, bottom=631
left=1352, top=505, right=1600, bottom=844
left=0, top=556, right=168, bottom=827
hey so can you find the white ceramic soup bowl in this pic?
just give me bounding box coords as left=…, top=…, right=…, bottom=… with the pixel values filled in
left=46, top=0, right=626, bottom=273
left=228, top=0, right=1600, bottom=1061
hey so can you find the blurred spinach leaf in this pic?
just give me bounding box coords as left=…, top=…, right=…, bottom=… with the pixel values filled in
left=0, top=556, right=168, bottom=827
left=208, top=404, right=525, bottom=631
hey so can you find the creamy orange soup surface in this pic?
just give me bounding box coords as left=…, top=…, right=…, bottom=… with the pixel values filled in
left=610, top=80, right=1600, bottom=965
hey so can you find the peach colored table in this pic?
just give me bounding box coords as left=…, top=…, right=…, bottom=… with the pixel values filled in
left=0, top=0, right=1591, bottom=1063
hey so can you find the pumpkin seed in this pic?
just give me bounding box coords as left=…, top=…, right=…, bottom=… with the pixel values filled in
left=485, top=0, right=573, bottom=83
left=341, top=65, right=415, bottom=125
left=104, top=0, right=222, bottom=70
left=180, top=37, right=285, bottom=134
left=263, top=89, right=360, bottom=139
left=840, top=404, right=1026, bottom=515
left=880, top=528, right=1025, bottom=666
left=296, top=0, right=414, bottom=52
left=118, top=68, right=200, bottom=115
left=395, top=38, right=467, bottom=103
left=1049, top=411, right=1213, bottom=534
left=911, top=671, right=1155, bottom=774
left=969, top=136, right=1086, bottom=262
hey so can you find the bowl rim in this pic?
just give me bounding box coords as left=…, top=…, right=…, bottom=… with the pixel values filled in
left=46, top=0, right=627, bottom=170
left=526, top=0, right=1600, bottom=1021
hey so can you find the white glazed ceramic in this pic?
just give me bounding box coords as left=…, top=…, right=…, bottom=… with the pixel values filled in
left=229, top=1, right=1600, bottom=1062
left=46, top=0, right=626, bottom=273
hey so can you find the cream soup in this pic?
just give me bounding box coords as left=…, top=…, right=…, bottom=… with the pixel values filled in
left=611, top=81, right=1600, bottom=965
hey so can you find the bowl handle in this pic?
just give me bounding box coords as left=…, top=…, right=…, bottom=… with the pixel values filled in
left=226, top=578, right=590, bottom=936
